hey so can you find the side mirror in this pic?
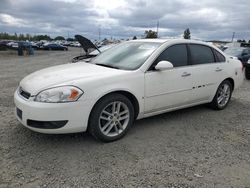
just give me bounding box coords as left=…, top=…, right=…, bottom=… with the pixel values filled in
left=155, top=61, right=174, bottom=71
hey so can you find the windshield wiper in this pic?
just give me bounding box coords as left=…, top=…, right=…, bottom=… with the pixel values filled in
left=95, top=63, right=120, bottom=69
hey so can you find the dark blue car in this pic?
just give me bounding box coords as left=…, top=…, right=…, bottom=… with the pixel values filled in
left=224, top=47, right=250, bottom=79
left=224, top=47, right=250, bottom=65
left=42, top=43, right=68, bottom=51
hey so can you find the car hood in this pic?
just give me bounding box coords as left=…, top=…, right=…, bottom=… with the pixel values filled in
left=20, top=63, right=124, bottom=95
left=75, top=35, right=100, bottom=54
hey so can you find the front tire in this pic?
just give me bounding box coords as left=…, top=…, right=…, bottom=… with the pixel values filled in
left=209, top=80, right=232, bottom=110
left=89, top=94, right=134, bottom=142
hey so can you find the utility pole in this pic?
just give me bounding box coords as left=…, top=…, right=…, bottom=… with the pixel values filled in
left=98, top=26, right=101, bottom=41
left=231, top=32, right=235, bottom=42
left=156, top=20, right=159, bottom=38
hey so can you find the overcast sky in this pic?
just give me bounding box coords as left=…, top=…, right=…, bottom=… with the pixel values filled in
left=0, top=0, right=249, bottom=40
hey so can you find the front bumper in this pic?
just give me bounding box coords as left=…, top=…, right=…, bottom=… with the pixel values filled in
left=14, top=90, right=90, bottom=134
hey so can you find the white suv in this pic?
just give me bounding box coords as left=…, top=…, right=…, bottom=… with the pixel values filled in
left=14, top=39, right=244, bottom=142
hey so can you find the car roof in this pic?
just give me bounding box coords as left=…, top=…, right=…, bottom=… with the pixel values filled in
left=130, top=39, right=169, bottom=43
left=129, top=38, right=215, bottom=46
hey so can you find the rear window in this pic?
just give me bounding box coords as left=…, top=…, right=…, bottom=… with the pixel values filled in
left=189, top=44, right=215, bottom=65
left=214, top=50, right=226, bottom=62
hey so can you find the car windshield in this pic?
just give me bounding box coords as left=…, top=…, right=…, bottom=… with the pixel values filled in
left=92, top=42, right=161, bottom=70
left=89, top=44, right=116, bottom=55
left=224, top=48, right=243, bottom=56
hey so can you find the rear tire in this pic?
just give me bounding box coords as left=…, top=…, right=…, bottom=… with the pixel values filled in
left=245, top=67, right=250, bottom=80
left=209, top=80, right=232, bottom=110
left=89, top=93, right=134, bottom=142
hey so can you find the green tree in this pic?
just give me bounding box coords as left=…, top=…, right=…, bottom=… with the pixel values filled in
left=0, top=32, right=55, bottom=41
left=26, top=33, right=31, bottom=40
left=54, top=36, right=65, bottom=40
left=144, top=30, right=157, bottom=38
left=133, top=36, right=137, bottom=40
left=14, top=33, right=18, bottom=40
left=33, top=35, right=52, bottom=41
left=183, top=28, right=191, bottom=39
left=19, top=34, right=25, bottom=41
left=66, top=37, right=74, bottom=41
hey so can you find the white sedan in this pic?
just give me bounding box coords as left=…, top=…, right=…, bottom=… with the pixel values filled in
left=14, top=39, right=244, bottom=142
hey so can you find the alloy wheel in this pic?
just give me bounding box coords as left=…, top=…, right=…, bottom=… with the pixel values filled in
left=99, top=101, right=130, bottom=137
left=217, top=83, right=231, bottom=108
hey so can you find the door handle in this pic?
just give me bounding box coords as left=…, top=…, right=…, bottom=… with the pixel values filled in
left=181, top=72, right=191, bottom=77
left=215, top=67, right=223, bottom=72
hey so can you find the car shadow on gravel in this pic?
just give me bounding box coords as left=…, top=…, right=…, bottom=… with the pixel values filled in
left=11, top=98, right=248, bottom=146
left=134, top=98, right=249, bottom=126
left=12, top=126, right=97, bottom=146
left=12, top=104, right=209, bottom=144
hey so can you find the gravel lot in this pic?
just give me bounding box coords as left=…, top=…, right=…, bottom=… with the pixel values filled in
left=0, top=48, right=250, bottom=188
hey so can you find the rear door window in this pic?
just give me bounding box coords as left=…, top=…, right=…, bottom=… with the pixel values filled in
left=189, top=44, right=215, bottom=65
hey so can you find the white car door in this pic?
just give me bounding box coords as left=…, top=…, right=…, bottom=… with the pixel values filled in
left=144, top=44, right=194, bottom=114
left=187, top=44, right=227, bottom=102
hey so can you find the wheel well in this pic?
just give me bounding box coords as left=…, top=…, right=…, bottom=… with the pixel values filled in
left=225, top=78, right=234, bottom=91
left=92, top=91, right=140, bottom=120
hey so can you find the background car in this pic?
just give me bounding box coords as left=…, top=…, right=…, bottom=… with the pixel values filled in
left=71, top=43, right=117, bottom=63
left=224, top=47, right=250, bottom=79
left=224, top=47, right=250, bottom=65
left=42, top=43, right=68, bottom=51
left=246, top=59, right=250, bottom=79
left=7, top=41, right=19, bottom=49
left=71, top=35, right=117, bottom=63
left=0, top=40, right=10, bottom=50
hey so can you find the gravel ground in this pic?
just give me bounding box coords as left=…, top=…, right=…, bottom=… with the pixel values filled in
left=0, top=48, right=250, bottom=188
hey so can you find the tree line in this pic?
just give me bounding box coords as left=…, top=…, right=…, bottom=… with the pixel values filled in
left=0, top=32, right=75, bottom=41
left=1, top=30, right=249, bottom=43
left=143, top=28, right=250, bottom=43
left=143, top=28, right=191, bottom=39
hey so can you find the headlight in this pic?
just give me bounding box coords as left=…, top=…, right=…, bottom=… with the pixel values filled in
left=34, top=86, right=83, bottom=103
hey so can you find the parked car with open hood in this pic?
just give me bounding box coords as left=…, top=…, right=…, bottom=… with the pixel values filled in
left=71, top=35, right=116, bottom=63
left=14, top=39, right=244, bottom=142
